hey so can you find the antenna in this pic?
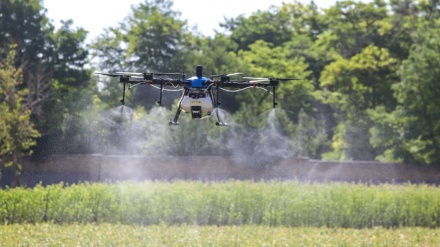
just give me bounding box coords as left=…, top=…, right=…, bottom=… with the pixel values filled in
left=196, top=65, right=203, bottom=78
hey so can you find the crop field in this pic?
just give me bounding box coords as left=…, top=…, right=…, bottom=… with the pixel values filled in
left=0, top=181, right=440, bottom=246
left=1, top=224, right=440, bottom=246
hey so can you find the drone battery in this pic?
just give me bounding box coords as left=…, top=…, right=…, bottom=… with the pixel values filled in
left=191, top=106, right=202, bottom=119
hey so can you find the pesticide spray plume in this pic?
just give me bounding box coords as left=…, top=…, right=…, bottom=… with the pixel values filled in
left=87, top=105, right=174, bottom=156
left=225, top=108, right=297, bottom=168
left=73, top=102, right=299, bottom=182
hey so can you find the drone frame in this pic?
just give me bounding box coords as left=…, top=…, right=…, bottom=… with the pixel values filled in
left=96, top=66, right=300, bottom=126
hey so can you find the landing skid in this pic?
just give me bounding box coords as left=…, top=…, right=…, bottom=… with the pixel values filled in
left=215, top=108, right=228, bottom=126
left=216, top=121, right=228, bottom=126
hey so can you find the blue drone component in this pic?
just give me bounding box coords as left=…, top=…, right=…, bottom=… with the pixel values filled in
left=188, top=76, right=209, bottom=88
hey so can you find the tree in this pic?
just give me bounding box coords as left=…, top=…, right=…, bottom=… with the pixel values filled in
left=218, top=2, right=332, bottom=158
left=221, top=6, right=294, bottom=52
left=91, top=0, right=190, bottom=73
left=230, top=40, right=329, bottom=159
left=0, top=0, right=52, bottom=64
left=384, top=0, right=421, bottom=60
left=1, top=0, right=91, bottom=157
left=1, top=0, right=54, bottom=114
left=0, top=46, right=40, bottom=186
left=91, top=0, right=192, bottom=109
left=231, top=40, right=312, bottom=123
left=320, top=0, right=389, bottom=59
left=320, top=45, right=398, bottom=160
left=220, top=2, right=324, bottom=52
left=370, top=22, right=440, bottom=165
left=36, top=20, right=90, bottom=155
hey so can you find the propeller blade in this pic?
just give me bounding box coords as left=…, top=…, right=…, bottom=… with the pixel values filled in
left=226, top=72, right=243, bottom=76
left=243, top=77, right=268, bottom=80
left=244, top=77, right=303, bottom=81
left=154, top=77, right=175, bottom=80
left=154, top=72, right=182, bottom=76
left=249, top=79, right=269, bottom=83
left=116, top=72, right=183, bottom=76
left=96, top=71, right=184, bottom=79
left=95, top=72, right=120, bottom=77
left=116, top=72, right=143, bottom=76
left=273, top=78, right=303, bottom=81
left=212, top=72, right=243, bottom=78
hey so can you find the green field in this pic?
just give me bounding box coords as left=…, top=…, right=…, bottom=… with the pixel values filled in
left=1, top=181, right=440, bottom=227
left=1, top=224, right=439, bottom=247
left=1, top=181, right=440, bottom=246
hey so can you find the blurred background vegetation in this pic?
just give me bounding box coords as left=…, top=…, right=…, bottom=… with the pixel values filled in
left=1, top=0, right=440, bottom=176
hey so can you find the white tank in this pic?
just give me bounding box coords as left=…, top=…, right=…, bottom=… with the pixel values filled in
left=180, top=91, right=214, bottom=118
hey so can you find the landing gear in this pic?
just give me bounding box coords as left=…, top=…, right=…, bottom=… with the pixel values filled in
left=169, top=88, right=190, bottom=125
left=215, top=108, right=228, bottom=126
left=169, top=105, right=182, bottom=125
left=215, top=121, right=228, bottom=126
left=213, top=81, right=228, bottom=127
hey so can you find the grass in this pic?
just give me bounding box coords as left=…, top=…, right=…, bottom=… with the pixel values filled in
left=1, top=180, right=439, bottom=228
left=1, top=224, right=440, bottom=247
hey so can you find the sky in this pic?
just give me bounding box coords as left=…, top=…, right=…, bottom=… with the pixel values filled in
left=43, top=0, right=341, bottom=43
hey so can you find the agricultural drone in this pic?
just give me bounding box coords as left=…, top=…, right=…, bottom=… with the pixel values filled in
left=96, top=65, right=300, bottom=126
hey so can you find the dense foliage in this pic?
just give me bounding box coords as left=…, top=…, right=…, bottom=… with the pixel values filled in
left=1, top=0, right=440, bottom=183
left=1, top=181, right=440, bottom=228
left=0, top=46, right=40, bottom=185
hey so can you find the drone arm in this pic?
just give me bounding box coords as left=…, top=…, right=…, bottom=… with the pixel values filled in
left=219, top=80, right=279, bottom=108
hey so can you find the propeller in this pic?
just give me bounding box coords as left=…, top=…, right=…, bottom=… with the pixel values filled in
left=243, top=77, right=266, bottom=80
left=115, top=71, right=183, bottom=76
left=96, top=72, right=144, bottom=80
left=248, top=79, right=268, bottom=83
left=95, top=72, right=121, bottom=77
left=115, top=72, right=143, bottom=76
left=212, top=72, right=243, bottom=78
left=96, top=71, right=184, bottom=81
left=275, top=78, right=303, bottom=81
left=154, top=72, right=183, bottom=76
left=243, top=77, right=303, bottom=81
left=212, top=72, right=244, bottom=83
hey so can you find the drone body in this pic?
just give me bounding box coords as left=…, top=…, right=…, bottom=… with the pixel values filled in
left=96, top=65, right=300, bottom=126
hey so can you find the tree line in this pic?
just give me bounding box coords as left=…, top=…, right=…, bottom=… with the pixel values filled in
left=1, top=0, right=439, bottom=180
